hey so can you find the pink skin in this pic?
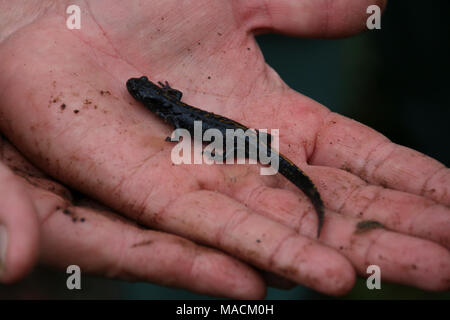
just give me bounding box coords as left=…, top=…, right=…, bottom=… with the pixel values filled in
left=0, top=137, right=265, bottom=298
left=0, top=0, right=449, bottom=297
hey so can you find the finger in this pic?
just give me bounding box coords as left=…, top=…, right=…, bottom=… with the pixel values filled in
left=144, top=189, right=355, bottom=296
left=228, top=178, right=450, bottom=291
left=1, top=136, right=267, bottom=299
left=240, top=0, right=387, bottom=38
left=311, top=113, right=450, bottom=206
left=260, top=271, right=296, bottom=290
left=321, top=213, right=450, bottom=291
left=0, top=161, right=40, bottom=283
left=27, top=185, right=266, bottom=300
left=307, top=165, right=450, bottom=248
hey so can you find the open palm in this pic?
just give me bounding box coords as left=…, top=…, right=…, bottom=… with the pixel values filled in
left=0, top=0, right=448, bottom=297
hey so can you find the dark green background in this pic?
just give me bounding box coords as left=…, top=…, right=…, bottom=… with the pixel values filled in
left=1, top=0, right=449, bottom=299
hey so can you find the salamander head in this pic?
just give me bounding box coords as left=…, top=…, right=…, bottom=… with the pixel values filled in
left=126, top=76, right=164, bottom=104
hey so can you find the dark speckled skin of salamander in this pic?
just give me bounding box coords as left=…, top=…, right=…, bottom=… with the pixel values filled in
left=126, top=76, right=324, bottom=237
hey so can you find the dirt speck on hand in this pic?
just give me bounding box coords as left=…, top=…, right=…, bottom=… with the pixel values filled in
left=131, top=239, right=154, bottom=248
left=354, top=220, right=385, bottom=234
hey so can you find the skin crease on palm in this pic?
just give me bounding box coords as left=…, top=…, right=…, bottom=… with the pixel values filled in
left=0, top=0, right=449, bottom=298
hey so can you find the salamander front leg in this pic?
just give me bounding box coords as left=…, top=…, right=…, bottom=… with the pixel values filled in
left=211, top=147, right=245, bottom=163
left=158, top=81, right=183, bottom=101
left=202, top=148, right=230, bottom=163
left=166, top=129, right=184, bottom=142
left=165, top=118, right=185, bottom=142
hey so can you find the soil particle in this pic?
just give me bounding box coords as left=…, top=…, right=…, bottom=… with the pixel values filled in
left=355, top=220, right=385, bottom=234
left=131, top=239, right=154, bottom=248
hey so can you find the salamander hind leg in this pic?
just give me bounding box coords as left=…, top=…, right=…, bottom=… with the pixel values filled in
left=158, top=81, right=183, bottom=100
left=203, top=147, right=237, bottom=163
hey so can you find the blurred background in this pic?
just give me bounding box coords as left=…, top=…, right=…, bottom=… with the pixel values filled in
left=1, top=0, right=449, bottom=299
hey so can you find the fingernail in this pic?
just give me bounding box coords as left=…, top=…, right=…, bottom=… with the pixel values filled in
left=0, top=225, right=7, bottom=279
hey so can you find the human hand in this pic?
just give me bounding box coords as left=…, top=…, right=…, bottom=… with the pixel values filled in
left=0, top=135, right=264, bottom=297
left=0, top=0, right=448, bottom=297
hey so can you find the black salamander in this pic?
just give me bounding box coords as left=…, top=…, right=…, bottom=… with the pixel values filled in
left=126, top=76, right=324, bottom=237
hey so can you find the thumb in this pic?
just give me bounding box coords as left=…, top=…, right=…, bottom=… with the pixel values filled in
left=241, top=0, right=387, bottom=38
left=0, top=161, right=40, bottom=283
